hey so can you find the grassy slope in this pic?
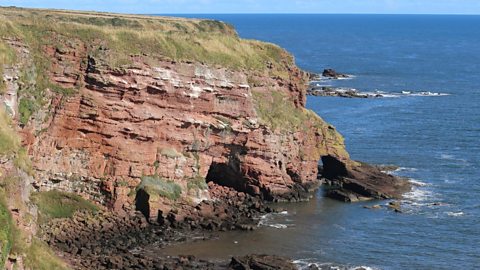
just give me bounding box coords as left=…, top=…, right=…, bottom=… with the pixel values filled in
left=0, top=7, right=292, bottom=71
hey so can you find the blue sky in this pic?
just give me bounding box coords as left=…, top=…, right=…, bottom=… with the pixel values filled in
left=1, top=0, right=480, bottom=14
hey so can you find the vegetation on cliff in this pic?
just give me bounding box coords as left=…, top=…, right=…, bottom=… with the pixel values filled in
left=0, top=110, right=19, bottom=156
left=138, top=176, right=183, bottom=201
left=32, top=191, right=99, bottom=223
left=253, top=90, right=350, bottom=159
left=0, top=7, right=294, bottom=125
left=0, top=194, right=12, bottom=268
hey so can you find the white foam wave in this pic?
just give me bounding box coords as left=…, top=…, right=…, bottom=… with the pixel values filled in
left=375, top=91, right=450, bottom=98
left=335, top=76, right=355, bottom=80
left=403, top=188, right=435, bottom=202
left=267, top=224, right=288, bottom=229
left=446, top=211, right=464, bottom=217
left=293, top=259, right=380, bottom=270
left=258, top=212, right=291, bottom=229
left=439, top=154, right=468, bottom=163
left=395, top=167, right=418, bottom=172
left=409, top=92, right=450, bottom=97
left=409, top=179, right=430, bottom=187
left=440, top=154, right=455, bottom=160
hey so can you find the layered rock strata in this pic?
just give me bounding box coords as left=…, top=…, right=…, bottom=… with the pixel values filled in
left=321, top=155, right=411, bottom=202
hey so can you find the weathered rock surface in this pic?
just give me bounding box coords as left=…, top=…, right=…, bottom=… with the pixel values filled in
left=321, top=68, right=350, bottom=79
left=321, top=155, right=411, bottom=202
left=2, top=31, right=350, bottom=215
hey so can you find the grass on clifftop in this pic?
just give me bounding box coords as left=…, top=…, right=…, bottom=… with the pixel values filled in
left=0, top=7, right=293, bottom=71
left=0, top=7, right=293, bottom=126
left=32, top=191, right=99, bottom=223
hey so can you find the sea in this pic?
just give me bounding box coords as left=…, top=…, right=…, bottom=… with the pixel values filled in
left=159, top=15, right=480, bottom=269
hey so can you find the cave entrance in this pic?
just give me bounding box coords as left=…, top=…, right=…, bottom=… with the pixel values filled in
left=320, top=155, right=349, bottom=179
left=135, top=189, right=150, bottom=220
left=205, top=162, right=246, bottom=193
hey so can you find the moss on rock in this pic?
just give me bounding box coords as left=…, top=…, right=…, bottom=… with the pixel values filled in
left=32, top=191, right=99, bottom=223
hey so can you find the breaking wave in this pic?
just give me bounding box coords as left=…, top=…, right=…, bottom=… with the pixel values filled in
left=294, top=259, right=380, bottom=270
left=258, top=211, right=292, bottom=229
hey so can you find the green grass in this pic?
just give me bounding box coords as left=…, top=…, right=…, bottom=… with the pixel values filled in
left=13, top=148, right=33, bottom=176
left=187, top=176, right=208, bottom=191
left=32, top=191, right=99, bottom=223
left=0, top=7, right=291, bottom=72
left=0, top=194, right=13, bottom=268
left=18, top=98, right=36, bottom=126
left=138, top=175, right=182, bottom=201
left=0, top=191, right=69, bottom=270
left=0, top=109, right=20, bottom=157
left=253, top=90, right=310, bottom=132
left=23, top=238, right=70, bottom=270
left=0, top=35, right=17, bottom=94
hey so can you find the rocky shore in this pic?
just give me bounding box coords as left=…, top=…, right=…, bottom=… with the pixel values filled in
left=40, top=184, right=296, bottom=270
left=40, top=169, right=411, bottom=270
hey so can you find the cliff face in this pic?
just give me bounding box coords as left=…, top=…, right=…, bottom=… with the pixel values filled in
left=0, top=8, right=349, bottom=219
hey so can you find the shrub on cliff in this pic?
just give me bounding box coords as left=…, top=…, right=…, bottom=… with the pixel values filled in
left=138, top=176, right=182, bottom=201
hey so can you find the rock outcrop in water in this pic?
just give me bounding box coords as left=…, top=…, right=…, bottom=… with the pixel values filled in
left=321, top=155, right=411, bottom=202
left=321, top=68, right=350, bottom=79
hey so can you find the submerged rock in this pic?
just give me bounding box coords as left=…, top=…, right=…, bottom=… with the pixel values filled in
left=388, top=201, right=403, bottom=213
left=229, top=255, right=297, bottom=270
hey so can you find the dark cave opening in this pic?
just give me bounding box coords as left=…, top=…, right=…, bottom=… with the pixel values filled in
left=205, top=162, right=247, bottom=193
left=135, top=189, right=151, bottom=219
left=320, top=155, right=349, bottom=180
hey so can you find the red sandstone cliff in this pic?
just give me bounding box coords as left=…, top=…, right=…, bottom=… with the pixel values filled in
left=1, top=8, right=349, bottom=221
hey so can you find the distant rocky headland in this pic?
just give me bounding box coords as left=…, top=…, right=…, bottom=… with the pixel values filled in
left=0, top=7, right=410, bottom=270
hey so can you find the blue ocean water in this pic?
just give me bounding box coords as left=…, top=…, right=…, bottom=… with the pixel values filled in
left=164, top=15, right=480, bottom=269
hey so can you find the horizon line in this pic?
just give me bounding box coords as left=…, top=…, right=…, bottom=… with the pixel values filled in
left=159, top=13, right=480, bottom=16
left=2, top=6, right=480, bottom=16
